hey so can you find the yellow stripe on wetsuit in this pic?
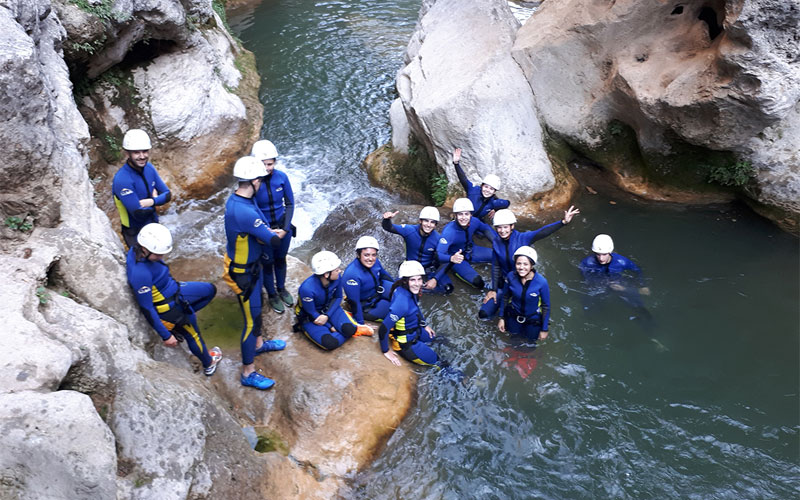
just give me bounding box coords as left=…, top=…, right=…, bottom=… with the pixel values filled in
left=114, top=195, right=130, bottom=228
left=151, top=285, right=169, bottom=313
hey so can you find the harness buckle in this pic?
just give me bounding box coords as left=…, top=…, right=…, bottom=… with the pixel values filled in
left=376, top=285, right=385, bottom=294
left=516, top=315, right=527, bottom=324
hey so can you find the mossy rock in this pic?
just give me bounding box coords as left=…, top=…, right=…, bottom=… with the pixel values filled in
left=361, top=141, right=441, bottom=205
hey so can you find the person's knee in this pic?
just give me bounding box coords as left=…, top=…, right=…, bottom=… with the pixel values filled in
left=471, top=275, right=485, bottom=289
left=478, top=309, right=489, bottom=319
left=444, top=283, right=455, bottom=295
left=208, top=283, right=217, bottom=298
left=340, top=323, right=357, bottom=338
left=275, top=257, right=287, bottom=267
left=320, top=334, right=340, bottom=350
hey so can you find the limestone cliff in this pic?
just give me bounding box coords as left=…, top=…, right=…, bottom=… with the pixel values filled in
left=386, top=0, right=799, bottom=231
left=0, top=1, right=414, bottom=499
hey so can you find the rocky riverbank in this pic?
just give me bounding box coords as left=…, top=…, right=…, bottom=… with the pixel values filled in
left=0, top=1, right=415, bottom=498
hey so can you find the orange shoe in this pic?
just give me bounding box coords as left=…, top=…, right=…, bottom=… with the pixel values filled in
left=354, top=325, right=374, bottom=337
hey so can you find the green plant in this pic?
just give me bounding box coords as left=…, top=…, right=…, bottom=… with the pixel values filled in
left=36, top=286, right=50, bottom=305
left=69, top=38, right=105, bottom=55
left=608, top=120, right=625, bottom=136
left=5, top=216, right=32, bottom=232
left=705, top=160, right=755, bottom=187
left=186, top=14, right=200, bottom=31
left=430, top=173, right=449, bottom=206
left=212, top=0, right=233, bottom=33
left=103, top=133, right=122, bottom=162
left=71, top=0, right=130, bottom=23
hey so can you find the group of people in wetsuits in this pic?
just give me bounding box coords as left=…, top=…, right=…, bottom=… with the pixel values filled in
left=116, top=131, right=648, bottom=389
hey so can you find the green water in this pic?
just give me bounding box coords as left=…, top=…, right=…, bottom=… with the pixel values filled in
left=230, top=1, right=800, bottom=497
left=195, top=296, right=243, bottom=352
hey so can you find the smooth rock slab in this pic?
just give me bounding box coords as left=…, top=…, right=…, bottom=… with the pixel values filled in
left=0, top=390, right=117, bottom=500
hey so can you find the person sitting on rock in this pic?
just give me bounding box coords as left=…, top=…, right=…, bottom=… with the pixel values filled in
left=294, top=250, right=373, bottom=350
left=381, top=206, right=453, bottom=295
left=342, top=236, right=395, bottom=324
left=480, top=206, right=580, bottom=319
left=112, top=129, right=171, bottom=249
left=379, top=261, right=442, bottom=367
left=497, top=246, right=550, bottom=344
left=579, top=234, right=651, bottom=315
left=252, top=139, right=296, bottom=314
left=222, top=156, right=286, bottom=391
left=452, top=147, right=509, bottom=223
left=436, top=197, right=495, bottom=290
left=126, top=223, right=222, bottom=376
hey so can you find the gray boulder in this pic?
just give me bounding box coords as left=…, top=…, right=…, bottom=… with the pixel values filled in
left=0, top=390, right=117, bottom=500
left=393, top=0, right=560, bottom=208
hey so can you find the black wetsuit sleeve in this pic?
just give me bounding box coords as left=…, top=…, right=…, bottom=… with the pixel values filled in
left=454, top=162, right=470, bottom=192
left=381, top=217, right=399, bottom=234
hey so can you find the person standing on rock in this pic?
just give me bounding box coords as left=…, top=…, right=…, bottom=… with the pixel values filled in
left=436, top=197, right=495, bottom=289
left=452, top=147, right=509, bottom=223
left=497, top=246, right=550, bottom=344
left=112, top=129, right=172, bottom=249
left=579, top=234, right=651, bottom=318
left=223, top=156, right=286, bottom=390
left=342, top=236, right=395, bottom=324
left=381, top=206, right=454, bottom=294
left=379, top=261, right=442, bottom=367
left=126, top=223, right=222, bottom=376
left=294, top=250, right=373, bottom=350
left=479, top=206, right=580, bottom=319
left=252, top=140, right=296, bottom=314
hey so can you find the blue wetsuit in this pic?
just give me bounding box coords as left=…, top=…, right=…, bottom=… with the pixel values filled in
left=436, top=217, right=495, bottom=288
left=381, top=218, right=453, bottom=294
left=579, top=253, right=647, bottom=309
left=379, top=286, right=438, bottom=366
left=295, top=274, right=358, bottom=350
left=223, top=192, right=280, bottom=365
left=498, top=270, right=550, bottom=342
left=342, top=257, right=394, bottom=324
left=112, top=162, right=171, bottom=248
left=126, top=247, right=216, bottom=368
left=254, top=168, right=295, bottom=296
left=454, top=161, right=509, bottom=222
left=480, top=221, right=565, bottom=318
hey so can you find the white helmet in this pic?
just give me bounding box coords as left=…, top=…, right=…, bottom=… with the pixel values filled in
left=453, top=198, right=474, bottom=213
left=137, top=223, right=173, bottom=254
left=355, top=235, right=379, bottom=251
left=592, top=234, right=614, bottom=254
left=233, top=156, right=267, bottom=180
left=122, top=129, right=152, bottom=151
left=398, top=260, right=425, bottom=278
left=311, top=251, right=341, bottom=275
left=419, top=206, right=440, bottom=221
left=513, top=245, right=538, bottom=265
left=251, top=140, right=278, bottom=160
left=481, top=174, right=501, bottom=190
left=492, top=209, right=517, bottom=226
